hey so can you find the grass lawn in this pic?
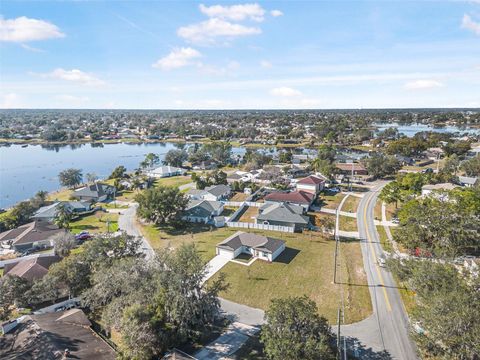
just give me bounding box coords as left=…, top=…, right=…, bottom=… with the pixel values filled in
left=221, top=206, right=237, bottom=218
left=102, top=203, right=129, bottom=209
left=115, top=190, right=138, bottom=202
left=237, top=206, right=258, bottom=223
left=318, top=191, right=346, bottom=210
left=153, top=176, right=192, bottom=188
left=342, top=195, right=361, bottom=213
left=47, top=188, right=73, bottom=201
left=209, top=230, right=372, bottom=324
left=384, top=203, right=398, bottom=221
left=339, top=216, right=357, bottom=232
left=138, top=224, right=242, bottom=261
left=376, top=225, right=393, bottom=253
left=309, top=212, right=336, bottom=228
left=230, top=192, right=249, bottom=202
left=70, top=211, right=119, bottom=234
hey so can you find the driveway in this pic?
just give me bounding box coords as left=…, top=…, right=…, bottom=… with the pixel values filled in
left=195, top=322, right=259, bottom=360
left=117, top=203, right=155, bottom=260
left=202, top=255, right=230, bottom=284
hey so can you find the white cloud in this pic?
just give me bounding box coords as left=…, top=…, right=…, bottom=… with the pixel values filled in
left=199, top=3, right=265, bottom=22
left=0, top=16, right=65, bottom=42
left=40, top=68, right=105, bottom=86
left=55, top=94, right=89, bottom=105
left=270, top=10, right=283, bottom=17
left=152, top=47, right=201, bottom=70
left=0, top=93, right=22, bottom=108
left=404, top=79, right=444, bottom=90
left=177, top=18, right=261, bottom=45
left=462, top=14, right=480, bottom=35
left=260, top=60, right=272, bottom=68
left=20, top=43, right=45, bottom=52
left=197, top=60, right=240, bottom=76
left=270, top=86, right=302, bottom=97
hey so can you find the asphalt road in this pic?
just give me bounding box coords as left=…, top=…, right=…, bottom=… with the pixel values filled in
left=117, top=204, right=155, bottom=260
left=343, top=184, right=418, bottom=359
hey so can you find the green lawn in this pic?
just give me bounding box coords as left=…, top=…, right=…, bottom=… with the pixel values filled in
left=102, top=203, right=129, bottom=209
left=318, top=191, right=346, bottom=210
left=70, top=212, right=119, bottom=234
left=376, top=225, right=393, bottom=253
left=153, top=175, right=192, bottom=188
left=339, top=216, right=357, bottom=232
left=209, top=230, right=372, bottom=324
left=341, top=195, right=361, bottom=213
left=47, top=188, right=74, bottom=201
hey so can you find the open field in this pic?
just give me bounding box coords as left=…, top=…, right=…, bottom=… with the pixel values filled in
left=237, top=206, right=258, bottom=223
left=318, top=191, right=346, bottom=210
left=209, top=231, right=372, bottom=324
left=309, top=212, right=336, bottom=229
left=339, top=215, right=358, bottom=232
left=70, top=211, right=119, bottom=234
left=342, top=195, right=361, bottom=213
left=153, top=175, right=192, bottom=188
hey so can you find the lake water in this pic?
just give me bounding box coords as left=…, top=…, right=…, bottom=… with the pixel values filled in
left=0, top=142, right=245, bottom=208
left=374, top=123, right=480, bottom=137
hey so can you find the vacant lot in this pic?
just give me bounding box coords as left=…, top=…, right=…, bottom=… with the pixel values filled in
left=309, top=212, right=336, bottom=229
left=154, top=175, right=192, bottom=188
left=339, top=216, right=357, bottom=232
left=70, top=211, right=119, bottom=234
left=341, top=195, right=361, bottom=213
left=318, top=191, right=345, bottom=210
left=209, top=230, right=372, bottom=324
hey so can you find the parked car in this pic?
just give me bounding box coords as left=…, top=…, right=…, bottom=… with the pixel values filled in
left=392, top=217, right=400, bottom=224
left=75, top=231, right=91, bottom=241
left=422, top=168, right=433, bottom=174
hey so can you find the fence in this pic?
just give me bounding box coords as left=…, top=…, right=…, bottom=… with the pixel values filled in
left=223, top=201, right=263, bottom=208
left=226, top=221, right=294, bottom=233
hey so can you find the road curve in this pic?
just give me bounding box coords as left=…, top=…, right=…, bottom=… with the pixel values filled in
left=343, top=184, right=417, bottom=359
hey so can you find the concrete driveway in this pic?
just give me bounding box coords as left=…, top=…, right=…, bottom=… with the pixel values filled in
left=202, top=255, right=230, bottom=284
left=195, top=322, right=259, bottom=360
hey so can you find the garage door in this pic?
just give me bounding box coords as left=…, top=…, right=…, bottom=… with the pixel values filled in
left=218, top=248, right=234, bottom=259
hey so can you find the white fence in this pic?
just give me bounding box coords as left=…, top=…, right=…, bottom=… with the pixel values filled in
left=226, top=221, right=294, bottom=233
left=223, top=201, right=263, bottom=208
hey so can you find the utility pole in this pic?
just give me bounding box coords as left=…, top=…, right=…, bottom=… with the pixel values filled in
left=333, top=208, right=339, bottom=283
left=337, top=308, right=342, bottom=360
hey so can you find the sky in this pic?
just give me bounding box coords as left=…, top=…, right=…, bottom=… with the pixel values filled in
left=1, top=1, right=480, bottom=109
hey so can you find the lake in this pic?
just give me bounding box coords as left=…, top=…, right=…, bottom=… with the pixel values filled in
left=0, top=142, right=245, bottom=208
left=374, top=123, right=480, bottom=137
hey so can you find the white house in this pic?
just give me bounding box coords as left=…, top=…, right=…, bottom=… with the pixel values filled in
left=145, top=166, right=186, bottom=178
left=421, top=183, right=459, bottom=198
left=187, top=184, right=231, bottom=201
left=458, top=176, right=479, bottom=188
left=182, top=200, right=224, bottom=224
left=216, top=231, right=285, bottom=262
left=295, top=175, right=325, bottom=194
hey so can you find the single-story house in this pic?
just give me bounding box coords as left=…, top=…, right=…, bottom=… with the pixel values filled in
left=256, top=202, right=310, bottom=232
left=119, top=177, right=152, bottom=190
left=182, top=200, right=224, bottom=223
left=394, top=155, right=415, bottom=166
left=145, top=166, right=186, bottom=178
left=226, top=172, right=244, bottom=184
left=0, top=309, right=116, bottom=360
left=0, top=220, right=65, bottom=252
left=3, top=255, right=61, bottom=282
left=295, top=175, right=325, bottom=194
left=216, top=231, right=285, bottom=262
left=187, top=184, right=231, bottom=201
left=466, top=145, right=480, bottom=159
left=264, top=190, right=315, bottom=211
left=32, top=201, right=92, bottom=221
left=292, top=154, right=315, bottom=164
left=421, top=183, right=459, bottom=197
left=458, top=176, right=479, bottom=188
left=335, top=163, right=368, bottom=176
left=73, top=183, right=116, bottom=203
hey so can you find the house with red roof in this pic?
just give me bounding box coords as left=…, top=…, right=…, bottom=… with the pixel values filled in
left=3, top=255, right=61, bottom=282
left=295, top=175, right=325, bottom=194
left=264, top=190, right=315, bottom=211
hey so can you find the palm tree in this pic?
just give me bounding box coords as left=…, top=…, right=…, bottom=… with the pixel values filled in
left=54, top=203, right=73, bottom=230
left=86, top=172, right=98, bottom=184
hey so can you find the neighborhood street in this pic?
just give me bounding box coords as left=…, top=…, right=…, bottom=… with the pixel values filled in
left=342, top=184, right=418, bottom=359
left=117, top=204, right=155, bottom=260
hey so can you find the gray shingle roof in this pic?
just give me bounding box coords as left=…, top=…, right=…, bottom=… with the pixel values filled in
left=184, top=200, right=222, bottom=218
left=257, top=203, right=309, bottom=225
left=217, top=231, right=284, bottom=254
left=205, top=184, right=231, bottom=197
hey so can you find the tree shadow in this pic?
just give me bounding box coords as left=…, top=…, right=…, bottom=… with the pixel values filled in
left=342, top=335, right=393, bottom=359
left=274, top=247, right=300, bottom=264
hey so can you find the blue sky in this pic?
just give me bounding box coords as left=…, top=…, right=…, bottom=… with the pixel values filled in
left=1, top=1, right=480, bottom=109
